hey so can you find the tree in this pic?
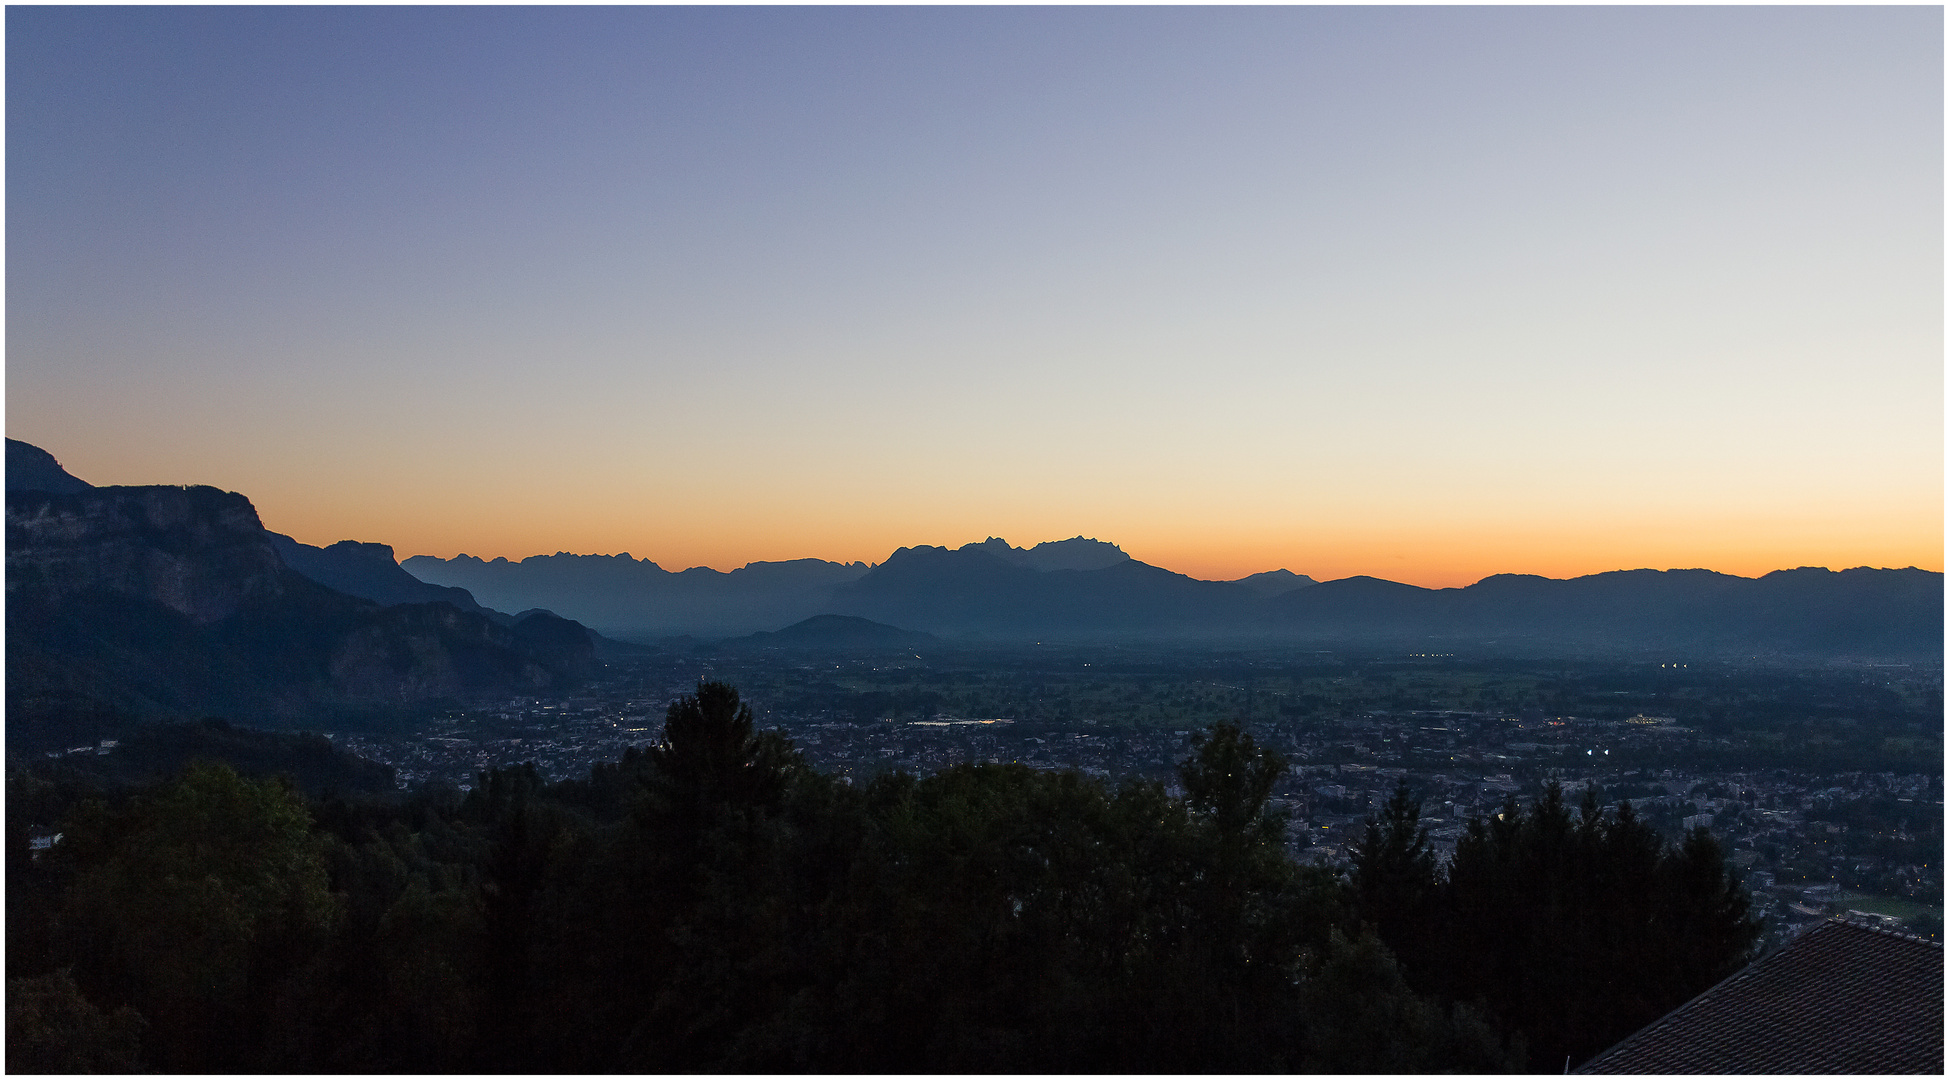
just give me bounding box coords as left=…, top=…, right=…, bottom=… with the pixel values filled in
left=1179, top=722, right=1285, bottom=842
left=1433, top=783, right=1761, bottom=1069
left=651, top=680, right=795, bottom=812
left=624, top=681, right=807, bottom=1070
left=58, top=762, right=338, bottom=1071
left=1349, top=780, right=1440, bottom=978
left=1289, top=930, right=1515, bottom=1073
left=6, top=969, right=146, bottom=1073
left=306, top=813, right=486, bottom=1072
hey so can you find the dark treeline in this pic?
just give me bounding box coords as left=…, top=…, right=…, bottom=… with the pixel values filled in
left=1350, top=783, right=1761, bottom=1072
left=8, top=682, right=1757, bottom=1072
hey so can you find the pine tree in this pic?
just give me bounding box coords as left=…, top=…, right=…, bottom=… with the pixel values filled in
left=1349, top=780, right=1439, bottom=978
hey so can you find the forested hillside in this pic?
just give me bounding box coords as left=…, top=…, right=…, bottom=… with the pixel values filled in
left=8, top=682, right=1758, bottom=1072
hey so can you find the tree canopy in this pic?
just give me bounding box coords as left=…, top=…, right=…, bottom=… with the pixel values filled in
left=1349, top=779, right=1762, bottom=1069
left=10, top=682, right=1759, bottom=1072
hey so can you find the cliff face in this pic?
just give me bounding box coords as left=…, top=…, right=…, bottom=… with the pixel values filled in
left=268, top=531, right=489, bottom=614
left=7, top=485, right=593, bottom=738
left=9, top=486, right=292, bottom=623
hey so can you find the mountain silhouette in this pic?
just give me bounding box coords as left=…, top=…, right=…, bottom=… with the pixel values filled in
left=269, top=532, right=490, bottom=614
left=823, top=540, right=1266, bottom=640
left=9, top=441, right=1932, bottom=661
left=407, top=532, right=1939, bottom=658
left=6, top=449, right=600, bottom=745
left=7, top=437, right=92, bottom=493
left=1230, top=569, right=1319, bottom=597
left=725, top=613, right=939, bottom=652
left=964, top=536, right=1133, bottom=572
left=402, top=551, right=870, bottom=637
left=266, top=532, right=643, bottom=660
left=1262, top=566, right=1943, bottom=657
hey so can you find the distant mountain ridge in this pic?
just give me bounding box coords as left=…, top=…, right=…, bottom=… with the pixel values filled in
left=407, top=537, right=1940, bottom=660
left=262, top=532, right=650, bottom=658
left=403, top=550, right=872, bottom=638
left=404, top=537, right=1315, bottom=638
left=268, top=533, right=491, bottom=615
left=1263, top=566, right=1942, bottom=657
left=726, top=613, right=939, bottom=652
left=964, top=536, right=1134, bottom=572
left=12, top=439, right=1934, bottom=661
left=823, top=541, right=1270, bottom=639
left=1233, top=569, right=1319, bottom=597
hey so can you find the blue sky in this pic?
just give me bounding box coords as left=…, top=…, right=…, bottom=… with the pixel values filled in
left=8, top=7, right=1940, bottom=583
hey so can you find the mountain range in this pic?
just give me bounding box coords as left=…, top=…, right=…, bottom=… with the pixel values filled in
left=6, top=439, right=600, bottom=747
left=404, top=537, right=1324, bottom=639
left=402, top=549, right=874, bottom=638
left=408, top=538, right=1940, bottom=660
left=9, top=438, right=1941, bottom=698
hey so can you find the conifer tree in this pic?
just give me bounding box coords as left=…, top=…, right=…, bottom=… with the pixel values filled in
left=1349, top=780, right=1440, bottom=978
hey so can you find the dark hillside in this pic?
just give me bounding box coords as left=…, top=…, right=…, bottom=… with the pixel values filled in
left=1232, top=568, right=1318, bottom=597
left=403, top=550, right=869, bottom=637
left=1265, top=566, right=1942, bottom=659
left=5, top=438, right=92, bottom=494
left=14, top=718, right=397, bottom=796
left=7, top=484, right=595, bottom=745
left=727, top=613, right=938, bottom=651
left=269, top=532, right=489, bottom=614
left=826, top=541, right=1263, bottom=638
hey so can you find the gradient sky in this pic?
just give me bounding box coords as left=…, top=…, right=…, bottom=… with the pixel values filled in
left=8, top=7, right=1941, bottom=586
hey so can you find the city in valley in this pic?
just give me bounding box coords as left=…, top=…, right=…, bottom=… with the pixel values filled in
left=300, top=645, right=1943, bottom=945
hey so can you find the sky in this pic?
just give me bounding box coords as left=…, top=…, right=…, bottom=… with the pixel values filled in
left=7, top=6, right=1942, bottom=586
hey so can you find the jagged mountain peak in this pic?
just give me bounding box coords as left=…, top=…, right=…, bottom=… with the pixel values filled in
left=954, top=536, right=1133, bottom=572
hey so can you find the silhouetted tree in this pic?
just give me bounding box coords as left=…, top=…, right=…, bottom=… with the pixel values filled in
left=5, top=686, right=1755, bottom=1074
left=1425, top=783, right=1761, bottom=1069
left=1179, top=721, right=1285, bottom=841
left=56, top=763, right=338, bottom=1071
left=651, top=679, right=797, bottom=817
left=622, top=681, right=809, bottom=1069
left=1350, top=780, right=1440, bottom=980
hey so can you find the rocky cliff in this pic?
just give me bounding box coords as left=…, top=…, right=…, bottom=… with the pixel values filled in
left=9, top=485, right=295, bottom=623
left=7, top=484, right=594, bottom=741
left=269, top=531, right=490, bottom=614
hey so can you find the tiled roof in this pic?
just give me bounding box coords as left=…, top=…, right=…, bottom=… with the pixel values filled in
left=1578, top=918, right=1943, bottom=1074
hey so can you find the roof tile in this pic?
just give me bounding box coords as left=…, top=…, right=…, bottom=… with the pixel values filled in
left=1579, top=918, right=1943, bottom=1074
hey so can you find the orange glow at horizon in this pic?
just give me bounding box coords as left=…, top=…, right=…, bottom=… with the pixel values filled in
left=28, top=418, right=1940, bottom=593
left=251, top=481, right=1943, bottom=590
left=9, top=7, right=1940, bottom=604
